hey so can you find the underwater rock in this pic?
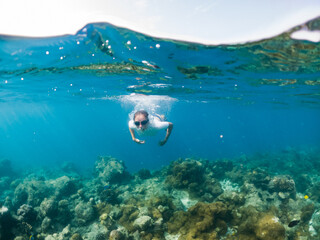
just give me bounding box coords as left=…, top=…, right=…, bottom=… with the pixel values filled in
left=147, top=195, right=176, bottom=222
left=109, top=227, right=128, bottom=240
left=237, top=207, right=285, bottom=240
left=268, top=175, right=296, bottom=199
left=209, top=160, right=234, bottom=179
left=119, top=205, right=140, bottom=232
left=136, top=168, right=152, bottom=180
left=58, top=199, right=72, bottom=221
left=166, top=158, right=220, bottom=200
left=94, top=156, right=131, bottom=184
left=44, top=235, right=55, bottom=240
left=51, top=176, right=78, bottom=199
left=109, top=229, right=124, bottom=240
left=300, top=203, right=315, bottom=223
left=168, top=201, right=230, bottom=239
left=41, top=216, right=53, bottom=232
left=246, top=168, right=271, bottom=190
left=129, top=176, right=169, bottom=204
left=3, top=197, right=13, bottom=211
left=216, top=191, right=245, bottom=209
left=13, top=185, right=28, bottom=207
left=96, top=203, right=121, bottom=229
left=200, top=178, right=223, bottom=201
left=237, top=182, right=269, bottom=211
left=2, top=149, right=320, bottom=240
left=311, top=210, right=320, bottom=235
left=98, top=187, right=120, bottom=204
left=255, top=214, right=285, bottom=240
left=83, top=222, right=109, bottom=240
left=75, top=201, right=96, bottom=225
left=99, top=212, right=110, bottom=227
left=224, top=165, right=246, bottom=185
left=308, top=182, right=320, bottom=202
left=40, top=198, right=58, bottom=218
left=13, top=237, right=25, bottom=240
left=166, top=158, right=205, bottom=190
left=13, top=179, right=53, bottom=207
left=133, top=215, right=154, bottom=231
left=0, top=207, right=17, bottom=240
left=70, top=233, right=83, bottom=240
left=16, top=204, right=37, bottom=223
left=44, top=224, right=71, bottom=240
left=131, top=231, right=141, bottom=240
left=60, top=225, right=72, bottom=239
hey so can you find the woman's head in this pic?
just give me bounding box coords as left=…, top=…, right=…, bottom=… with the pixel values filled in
left=134, top=110, right=149, bottom=130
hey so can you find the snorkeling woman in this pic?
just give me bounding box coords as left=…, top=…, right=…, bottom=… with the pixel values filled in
left=128, top=110, right=173, bottom=146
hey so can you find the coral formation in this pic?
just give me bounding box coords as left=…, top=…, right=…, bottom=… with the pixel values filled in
left=268, top=175, right=296, bottom=199
left=137, top=168, right=152, bottom=180
left=166, top=158, right=205, bottom=190
left=94, top=156, right=131, bottom=184
left=75, top=201, right=96, bottom=225
left=17, top=204, right=37, bottom=223
left=0, top=147, right=319, bottom=239
left=168, top=202, right=230, bottom=239
left=166, top=158, right=222, bottom=201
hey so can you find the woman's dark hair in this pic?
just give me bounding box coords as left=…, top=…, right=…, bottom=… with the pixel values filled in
left=134, top=110, right=149, bottom=120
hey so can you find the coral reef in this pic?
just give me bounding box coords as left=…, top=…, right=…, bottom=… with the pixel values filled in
left=94, top=156, right=131, bottom=184
left=136, top=168, right=152, bottom=180
left=168, top=202, right=230, bottom=239
left=165, top=158, right=205, bottom=190
left=165, top=158, right=223, bottom=201
left=0, top=147, right=319, bottom=239
left=236, top=208, right=286, bottom=240
left=74, top=201, right=96, bottom=225
left=268, top=175, right=296, bottom=199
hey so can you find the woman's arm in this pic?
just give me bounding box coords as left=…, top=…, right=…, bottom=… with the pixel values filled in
left=159, top=122, right=173, bottom=146
left=129, top=127, right=145, bottom=144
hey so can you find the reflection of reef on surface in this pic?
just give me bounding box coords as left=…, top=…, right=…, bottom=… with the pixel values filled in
left=177, top=65, right=224, bottom=80
left=0, top=147, right=320, bottom=240
left=0, top=62, right=158, bottom=78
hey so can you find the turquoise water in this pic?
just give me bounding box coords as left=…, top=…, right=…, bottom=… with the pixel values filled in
left=0, top=18, right=320, bottom=239
left=1, top=20, right=319, bottom=172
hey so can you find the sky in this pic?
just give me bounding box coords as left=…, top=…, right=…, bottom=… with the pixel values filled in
left=0, top=0, right=319, bottom=44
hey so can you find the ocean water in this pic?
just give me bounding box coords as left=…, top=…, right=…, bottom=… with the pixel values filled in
left=1, top=18, right=319, bottom=172
left=0, top=17, right=320, bottom=240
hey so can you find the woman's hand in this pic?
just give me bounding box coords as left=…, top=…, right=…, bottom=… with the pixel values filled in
left=159, top=139, right=167, bottom=146
left=134, top=138, right=145, bottom=144
left=159, top=122, right=173, bottom=146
